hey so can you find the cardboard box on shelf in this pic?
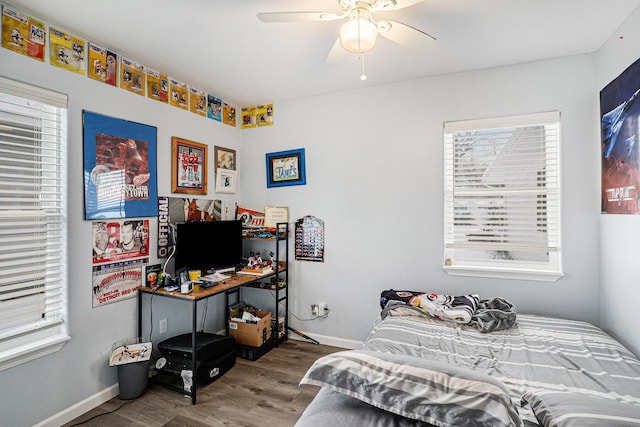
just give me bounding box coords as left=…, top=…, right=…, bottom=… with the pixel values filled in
left=228, top=308, right=272, bottom=348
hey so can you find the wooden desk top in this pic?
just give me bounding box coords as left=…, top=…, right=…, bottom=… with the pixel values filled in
left=139, top=262, right=285, bottom=301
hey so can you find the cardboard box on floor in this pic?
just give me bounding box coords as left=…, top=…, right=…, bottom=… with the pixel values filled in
left=228, top=308, right=272, bottom=347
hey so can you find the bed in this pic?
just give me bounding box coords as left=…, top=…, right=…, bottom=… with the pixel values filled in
left=296, top=293, right=640, bottom=427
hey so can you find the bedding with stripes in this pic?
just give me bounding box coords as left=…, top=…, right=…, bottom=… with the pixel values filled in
left=297, top=306, right=640, bottom=427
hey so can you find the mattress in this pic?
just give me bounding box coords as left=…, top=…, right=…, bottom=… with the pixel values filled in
left=297, top=308, right=640, bottom=427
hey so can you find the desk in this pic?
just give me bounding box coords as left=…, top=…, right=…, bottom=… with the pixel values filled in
left=137, top=262, right=286, bottom=404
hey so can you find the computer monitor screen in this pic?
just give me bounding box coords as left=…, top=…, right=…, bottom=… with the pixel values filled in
left=174, top=220, right=243, bottom=273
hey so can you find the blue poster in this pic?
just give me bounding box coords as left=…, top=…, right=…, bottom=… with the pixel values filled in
left=600, top=58, right=640, bottom=214
left=83, top=110, right=158, bottom=219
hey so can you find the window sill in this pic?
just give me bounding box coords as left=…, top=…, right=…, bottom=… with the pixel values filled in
left=0, top=333, right=70, bottom=372
left=443, top=265, right=564, bottom=282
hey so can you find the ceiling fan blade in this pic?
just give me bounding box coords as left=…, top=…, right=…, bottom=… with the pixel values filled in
left=389, top=0, right=425, bottom=10
left=378, top=20, right=436, bottom=50
left=257, top=12, right=343, bottom=23
left=374, top=0, right=425, bottom=12
left=326, top=38, right=348, bottom=63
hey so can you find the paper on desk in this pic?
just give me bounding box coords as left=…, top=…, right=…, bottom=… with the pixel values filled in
left=201, top=272, right=230, bottom=281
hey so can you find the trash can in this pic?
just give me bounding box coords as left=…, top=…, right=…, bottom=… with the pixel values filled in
left=109, top=340, right=152, bottom=400
left=117, top=359, right=149, bottom=399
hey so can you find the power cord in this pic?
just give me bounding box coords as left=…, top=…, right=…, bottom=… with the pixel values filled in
left=266, top=289, right=330, bottom=321
left=289, top=310, right=330, bottom=322
left=68, top=400, right=134, bottom=426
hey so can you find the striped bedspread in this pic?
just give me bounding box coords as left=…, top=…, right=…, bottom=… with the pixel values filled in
left=364, top=310, right=640, bottom=426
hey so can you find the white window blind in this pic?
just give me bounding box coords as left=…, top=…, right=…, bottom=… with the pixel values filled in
left=443, top=111, right=563, bottom=281
left=0, top=76, right=69, bottom=371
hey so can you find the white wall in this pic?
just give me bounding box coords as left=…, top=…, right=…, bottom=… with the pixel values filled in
left=0, top=47, right=242, bottom=427
left=2, top=8, right=638, bottom=426
left=241, top=53, right=602, bottom=343
left=596, top=7, right=640, bottom=356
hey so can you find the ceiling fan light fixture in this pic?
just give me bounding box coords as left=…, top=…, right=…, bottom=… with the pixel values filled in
left=339, top=17, right=378, bottom=53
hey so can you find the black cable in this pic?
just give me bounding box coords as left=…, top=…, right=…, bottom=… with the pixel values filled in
left=68, top=399, right=134, bottom=426
left=148, top=289, right=156, bottom=340
left=200, top=299, right=208, bottom=332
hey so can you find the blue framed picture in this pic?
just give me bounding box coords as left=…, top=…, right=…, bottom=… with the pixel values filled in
left=83, top=110, right=158, bottom=219
left=265, top=148, right=306, bottom=188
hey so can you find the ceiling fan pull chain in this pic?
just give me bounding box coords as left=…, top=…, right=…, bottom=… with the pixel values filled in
left=360, top=53, right=367, bottom=80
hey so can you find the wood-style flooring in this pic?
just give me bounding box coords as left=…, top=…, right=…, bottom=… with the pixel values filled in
left=65, top=340, right=344, bottom=427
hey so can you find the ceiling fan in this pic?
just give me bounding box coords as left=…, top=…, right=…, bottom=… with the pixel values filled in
left=256, top=0, right=436, bottom=64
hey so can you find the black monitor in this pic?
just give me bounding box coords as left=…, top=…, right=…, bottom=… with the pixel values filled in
left=174, top=220, right=243, bottom=274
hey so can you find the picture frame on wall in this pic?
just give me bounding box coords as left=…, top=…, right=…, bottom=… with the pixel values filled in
left=214, top=145, right=236, bottom=170
left=171, top=136, right=207, bottom=195
left=265, top=148, right=306, bottom=188
left=215, top=168, right=237, bottom=194
left=82, top=110, right=158, bottom=220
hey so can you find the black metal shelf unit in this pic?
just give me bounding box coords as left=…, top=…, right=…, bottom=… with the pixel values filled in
left=226, top=222, right=289, bottom=353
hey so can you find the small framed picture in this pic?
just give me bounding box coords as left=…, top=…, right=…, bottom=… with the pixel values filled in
left=265, top=148, right=306, bottom=188
left=171, top=137, right=207, bottom=195
left=176, top=267, right=190, bottom=286
left=214, top=146, right=236, bottom=170
left=215, top=168, right=237, bottom=194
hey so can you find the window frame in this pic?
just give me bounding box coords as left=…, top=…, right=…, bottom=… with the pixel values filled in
left=0, top=76, right=69, bottom=371
left=443, top=111, right=563, bottom=282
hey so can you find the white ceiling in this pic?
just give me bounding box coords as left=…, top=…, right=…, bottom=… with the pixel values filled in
left=5, top=0, right=640, bottom=106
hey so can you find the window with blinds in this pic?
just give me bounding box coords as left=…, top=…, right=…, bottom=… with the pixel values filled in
left=0, top=76, right=69, bottom=371
left=443, top=111, right=563, bottom=281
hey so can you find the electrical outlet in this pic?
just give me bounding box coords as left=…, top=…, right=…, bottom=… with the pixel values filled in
left=311, top=304, right=318, bottom=316
left=319, top=303, right=328, bottom=315
left=159, top=318, right=168, bottom=334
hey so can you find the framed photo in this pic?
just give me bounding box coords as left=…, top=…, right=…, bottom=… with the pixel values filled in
left=215, top=168, right=237, bottom=194
left=265, top=148, right=306, bottom=188
left=171, top=137, right=208, bottom=195
left=82, top=110, right=158, bottom=220
left=176, top=267, right=190, bottom=287
left=214, top=146, right=236, bottom=170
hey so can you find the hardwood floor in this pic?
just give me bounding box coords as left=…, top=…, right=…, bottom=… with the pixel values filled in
left=65, top=340, right=344, bottom=427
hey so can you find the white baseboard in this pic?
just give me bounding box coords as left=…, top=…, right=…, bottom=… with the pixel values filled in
left=34, top=331, right=356, bottom=426
left=288, top=330, right=362, bottom=350
left=34, top=383, right=119, bottom=427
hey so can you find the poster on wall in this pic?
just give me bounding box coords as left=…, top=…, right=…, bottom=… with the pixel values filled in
left=257, top=104, right=274, bottom=127
left=1, top=6, right=45, bottom=61
left=82, top=110, right=158, bottom=219
left=92, top=219, right=150, bottom=264
left=169, top=78, right=188, bottom=110
left=120, top=57, right=145, bottom=96
left=207, top=94, right=222, bottom=122
left=88, top=42, right=117, bottom=86
left=236, top=206, right=265, bottom=229
left=600, top=57, right=640, bottom=214
left=295, top=215, right=325, bottom=262
left=223, top=102, right=236, bottom=127
left=190, top=87, right=207, bottom=117
left=157, top=196, right=222, bottom=258
left=241, top=106, right=256, bottom=129
left=49, top=27, right=85, bottom=75
left=92, top=258, right=146, bottom=307
left=146, top=67, right=168, bottom=103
